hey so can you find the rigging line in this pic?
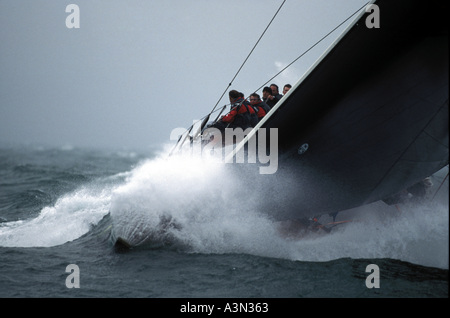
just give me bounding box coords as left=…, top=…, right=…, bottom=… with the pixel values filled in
left=252, top=0, right=370, bottom=94
left=431, top=170, right=449, bottom=201
left=370, top=101, right=448, bottom=197
left=169, top=103, right=229, bottom=156
left=209, top=0, right=287, bottom=115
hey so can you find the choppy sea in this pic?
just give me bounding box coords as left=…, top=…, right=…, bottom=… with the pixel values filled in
left=0, top=144, right=448, bottom=303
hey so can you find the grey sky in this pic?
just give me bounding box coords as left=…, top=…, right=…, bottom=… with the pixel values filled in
left=0, top=0, right=368, bottom=151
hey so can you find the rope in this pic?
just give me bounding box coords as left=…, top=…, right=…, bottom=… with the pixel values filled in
left=431, top=170, right=449, bottom=201
left=209, top=0, right=370, bottom=119
left=171, top=1, right=370, bottom=155
left=252, top=1, right=370, bottom=94
left=209, top=0, right=287, bottom=115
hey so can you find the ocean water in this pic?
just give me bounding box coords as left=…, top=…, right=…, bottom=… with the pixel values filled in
left=0, top=144, right=448, bottom=301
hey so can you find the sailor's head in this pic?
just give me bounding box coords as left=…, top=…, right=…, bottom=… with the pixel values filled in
left=270, top=83, right=279, bottom=95
left=283, top=84, right=292, bottom=95
left=249, top=93, right=261, bottom=105
left=228, top=90, right=241, bottom=102
left=262, top=86, right=272, bottom=98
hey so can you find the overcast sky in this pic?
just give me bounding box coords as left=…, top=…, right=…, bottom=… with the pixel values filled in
left=0, top=0, right=368, bottom=151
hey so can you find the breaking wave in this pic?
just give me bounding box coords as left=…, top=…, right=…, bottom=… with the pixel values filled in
left=110, top=153, right=448, bottom=269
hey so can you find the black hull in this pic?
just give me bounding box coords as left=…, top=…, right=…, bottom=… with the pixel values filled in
left=248, top=0, right=448, bottom=217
